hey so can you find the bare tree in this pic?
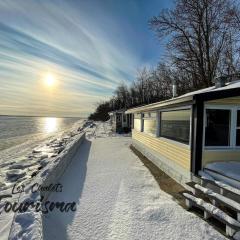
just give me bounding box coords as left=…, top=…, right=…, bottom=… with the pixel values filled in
left=150, top=0, right=240, bottom=88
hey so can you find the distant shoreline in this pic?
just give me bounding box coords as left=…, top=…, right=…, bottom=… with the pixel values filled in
left=0, top=115, right=84, bottom=119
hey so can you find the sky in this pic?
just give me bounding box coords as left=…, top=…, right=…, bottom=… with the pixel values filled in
left=0, top=0, right=173, bottom=117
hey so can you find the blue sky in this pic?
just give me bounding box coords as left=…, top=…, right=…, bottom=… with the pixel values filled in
left=0, top=0, right=173, bottom=117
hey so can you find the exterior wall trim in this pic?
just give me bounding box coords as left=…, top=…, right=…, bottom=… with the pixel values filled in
left=191, top=99, right=204, bottom=175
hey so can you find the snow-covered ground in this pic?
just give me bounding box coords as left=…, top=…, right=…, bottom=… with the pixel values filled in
left=43, top=122, right=226, bottom=240
left=0, top=120, right=87, bottom=240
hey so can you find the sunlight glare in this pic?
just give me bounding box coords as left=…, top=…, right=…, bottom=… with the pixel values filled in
left=44, top=117, right=58, bottom=133
left=44, top=73, right=56, bottom=87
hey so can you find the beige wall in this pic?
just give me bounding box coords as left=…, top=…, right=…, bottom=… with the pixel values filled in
left=132, top=129, right=191, bottom=171
left=207, top=96, right=240, bottom=105
left=202, top=150, right=240, bottom=166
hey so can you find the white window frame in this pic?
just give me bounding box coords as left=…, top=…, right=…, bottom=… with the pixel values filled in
left=203, top=104, right=240, bottom=150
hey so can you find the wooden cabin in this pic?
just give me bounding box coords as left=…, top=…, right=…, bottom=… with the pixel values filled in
left=126, top=80, right=240, bottom=185
left=109, top=110, right=132, bottom=133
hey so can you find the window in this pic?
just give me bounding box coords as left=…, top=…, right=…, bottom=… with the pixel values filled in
left=134, top=113, right=141, bottom=131
left=143, top=112, right=156, bottom=135
left=160, top=109, right=190, bottom=144
left=116, top=114, right=121, bottom=122
left=205, top=109, right=230, bottom=146
left=236, top=110, right=240, bottom=146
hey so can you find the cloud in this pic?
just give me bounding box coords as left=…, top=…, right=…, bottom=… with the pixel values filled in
left=0, top=0, right=164, bottom=117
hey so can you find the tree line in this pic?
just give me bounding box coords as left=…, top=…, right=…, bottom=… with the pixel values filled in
left=89, top=0, right=240, bottom=121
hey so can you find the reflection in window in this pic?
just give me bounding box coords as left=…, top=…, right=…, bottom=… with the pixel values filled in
left=161, top=109, right=190, bottom=144
left=134, top=113, right=141, bottom=131
left=205, top=109, right=230, bottom=146
left=143, top=112, right=156, bottom=135
left=236, top=110, right=240, bottom=146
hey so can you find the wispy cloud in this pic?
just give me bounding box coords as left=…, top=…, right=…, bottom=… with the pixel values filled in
left=0, top=0, right=167, bottom=117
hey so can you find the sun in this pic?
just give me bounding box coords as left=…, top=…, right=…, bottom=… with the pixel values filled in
left=44, top=73, right=56, bottom=87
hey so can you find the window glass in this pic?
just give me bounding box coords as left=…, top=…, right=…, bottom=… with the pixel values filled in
left=143, top=112, right=156, bottom=118
left=161, top=109, right=190, bottom=144
left=143, top=112, right=157, bottom=135
left=205, top=109, right=230, bottom=146
left=116, top=114, right=121, bottom=122
left=143, top=119, right=156, bottom=135
left=134, top=119, right=141, bottom=131
left=134, top=113, right=141, bottom=119
left=236, top=110, right=240, bottom=146
left=134, top=113, right=141, bottom=131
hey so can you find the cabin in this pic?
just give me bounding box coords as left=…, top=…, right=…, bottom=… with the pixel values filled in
left=126, top=79, right=240, bottom=185
left=109, top=109, right=132, bottom=133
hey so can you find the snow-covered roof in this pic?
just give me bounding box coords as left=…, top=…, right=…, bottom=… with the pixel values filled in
left=108, top=109, right=126, bottom=115
left=181, top=80, right=240, bottom=97
left=126, top=80, right=240, bottom=113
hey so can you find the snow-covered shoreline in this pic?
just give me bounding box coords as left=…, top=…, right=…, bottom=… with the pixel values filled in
left=0, top=120, right=89, bottom=240
left=0, top=120, right=84, bottom=191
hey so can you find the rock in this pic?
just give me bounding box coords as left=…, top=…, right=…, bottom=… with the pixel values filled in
left=32, top=149, right=42, bottom=154
left=39, top=154, right=48, bottom=160
left=39, top=159, right=49, bottom=168
left=0, top=161, right=16, bottom=168
left=51, top=153, right=58, bottom=158
left=6, top=169, right=26, bottom=181
left=8, top=162, right=34, bottom=170
left=31, top=171, right=39, bottom=178
left=54, top=147, right=64, bottom=154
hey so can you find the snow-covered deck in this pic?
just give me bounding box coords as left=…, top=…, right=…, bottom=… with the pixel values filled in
left=43, top=123, right=226, bottom=240
left=204, top=161, right=240, bottom=189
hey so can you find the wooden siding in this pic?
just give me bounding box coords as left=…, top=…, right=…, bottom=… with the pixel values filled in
left=132, top=129, right=191, bottom=170
left=207, top=96, right=240, bottom=105
left=202, top=150, right=240, bottom=166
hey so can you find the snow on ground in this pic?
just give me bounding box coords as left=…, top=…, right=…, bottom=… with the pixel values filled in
left=0, top=120, right=88, bottom=240
left=43, top=122, right=226, bottom=240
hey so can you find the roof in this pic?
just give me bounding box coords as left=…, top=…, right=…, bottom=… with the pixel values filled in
left=108, top=109, right=126, bottom=115
left=126, top=80, right=240, bottom=113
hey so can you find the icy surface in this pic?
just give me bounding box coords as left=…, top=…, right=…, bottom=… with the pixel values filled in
left=43, top=122, right=227, bottom=240
left=183, top=193, right=240, bottom=227
left=195, top=184, right=240, bottom=211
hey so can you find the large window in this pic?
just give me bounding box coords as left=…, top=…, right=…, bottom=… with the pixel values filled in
left=143, top=112, right=156, bottom=135
left=205, top=109, right=231, bottom=146
left=236, top=110, right=240, bottom=146
left=160, top=109, right=190, bottom=144
left=134, top=113, right=141, bottom=131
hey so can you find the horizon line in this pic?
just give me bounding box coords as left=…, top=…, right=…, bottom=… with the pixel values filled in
left=0, top=114, right=86, bottom=119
